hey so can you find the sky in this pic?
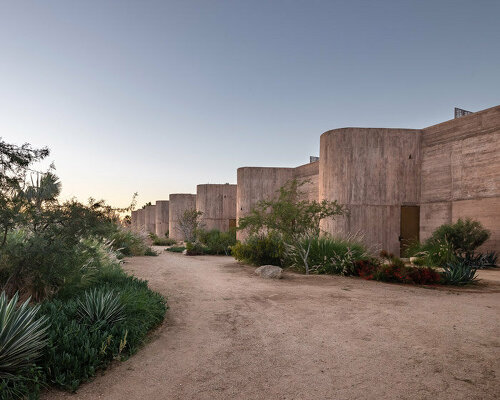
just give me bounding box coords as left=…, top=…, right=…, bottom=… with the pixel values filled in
left=1, top=0, right=499, bottom=208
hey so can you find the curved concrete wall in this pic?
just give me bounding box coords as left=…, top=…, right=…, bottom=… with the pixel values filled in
left=319, top=128, right=422, bottom=255
left=144, top=205, right=156, bottom=234
left=169, top=194, right=197, bottom=240
left=155, top=200, right=170, bottom=237
left=236, top=167, right=295, bottom=240
left=137, top=208, right=146, bottom=232
left=196, top=184, right=237, bottom=232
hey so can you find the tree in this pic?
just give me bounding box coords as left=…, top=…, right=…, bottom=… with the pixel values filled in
left=177, top=209, right=203, bottom=242
left=238, top=179, right=347, bottom=274
left=0, top=138, right=49, bottom=246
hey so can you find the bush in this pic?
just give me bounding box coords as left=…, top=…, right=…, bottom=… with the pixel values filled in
left=426, top=218, right=490, bottom=256
left=354, top=260, right=441, bottom=285
left=185, top=241, right=209, bottom=256
left=152, top=236, right=176, bottom=246
left=196, top=229, right=236, bottom=255
left=231, top=233, right=284, bottom=266
left=166, top=246, right=186, bottom=253
left=109, top=228, right=152, bottom=256
left=39, top=270, right=166, bottom=392
left=285, top=236, right=367, bottom=275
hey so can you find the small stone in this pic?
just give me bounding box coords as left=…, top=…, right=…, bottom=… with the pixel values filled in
left=255, top=265, right=283, bottom=279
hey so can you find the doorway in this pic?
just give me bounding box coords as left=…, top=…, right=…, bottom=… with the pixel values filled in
left=400, top=206, right=419, bottom=256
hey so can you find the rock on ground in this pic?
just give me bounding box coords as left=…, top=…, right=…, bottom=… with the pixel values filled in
left=255, top=265, right=283, bottom=279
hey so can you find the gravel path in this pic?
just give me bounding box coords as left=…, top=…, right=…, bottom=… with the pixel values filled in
left=45, top=251, right=500, bottom=399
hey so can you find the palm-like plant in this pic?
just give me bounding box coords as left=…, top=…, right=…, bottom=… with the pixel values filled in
left=0, top=292, right=49, bottom=378
left=441, top=261, right=478, bottom=285
left=77, top=288, right=125, bottom=325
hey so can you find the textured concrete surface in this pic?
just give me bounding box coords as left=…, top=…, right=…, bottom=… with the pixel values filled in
left=144, top=205, right=156, bottom=234
left=130, top=210, right=138, bottom=231
left=294, top=160, right=319, bottom=202
left=236, top=167, right=294, bottom=241
left=420, top=105, right=500, bottom=253
left=155, top=200, right=169, bottom=237
left=137, top=208, right=145, bottom=232
left=196, top=184, right=237, bottom=232
left=319, top=128, right=421, bottom=255
left=169, top=194, right=196, bottom=240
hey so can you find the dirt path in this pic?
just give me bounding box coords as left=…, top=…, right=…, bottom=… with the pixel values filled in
left=46, top=251, right=500, bottom=400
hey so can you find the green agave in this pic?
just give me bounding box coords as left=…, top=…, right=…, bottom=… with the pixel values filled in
left=0, top=292, right=49, bottom=377
left=442, top=261, right=478, bottom=285
left=77, top=288, right=125, bottom=325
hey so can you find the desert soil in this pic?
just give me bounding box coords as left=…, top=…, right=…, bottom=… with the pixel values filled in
left=45, top=250, right=500, bottom=400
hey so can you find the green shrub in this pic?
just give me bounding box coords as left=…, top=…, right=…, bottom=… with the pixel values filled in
left=231, top=233, right=284, bottom=266
left=166, top=246, right=186, bottom=253
left=152, top=237, right=176, bottom=246
left=196, top=229, right=236, bottom=255
left=39, top=271, right=166, bottom=392
left=109, top=228, right=152, bottom=256
left=426, top=218, right=490, bottom=256
left=285, top=236, right=367, bottom=275
left=185, top=241, right=209, bottom=256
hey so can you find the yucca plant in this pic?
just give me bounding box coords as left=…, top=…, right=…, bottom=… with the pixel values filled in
left=0, top=292, right=49, bottom=378
left=441, top=261, right=478, bottom=285
left=77, top=288, right=125, bottom=325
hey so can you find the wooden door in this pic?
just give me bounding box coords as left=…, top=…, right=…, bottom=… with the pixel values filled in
left=400, top=206, right=419, bottom=256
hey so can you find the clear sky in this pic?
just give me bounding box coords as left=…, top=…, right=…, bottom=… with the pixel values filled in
left=1, top=1, right=499, bottom=208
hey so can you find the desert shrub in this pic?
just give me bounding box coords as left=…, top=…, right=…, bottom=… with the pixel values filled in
left=354, top=260, right=441, bottom=285
left=196, top=228, right=237, bottom=255
left=109, top=228, right=151, bottom=256
left=285, top=236, right=367, bottom=275
left=185, top=241, right=209, bottom=256
left=151, top=235, right=176, bottom=246
left=441, top=260, right=478, bottom=285
left=166, top=246, right=186, bottom=253
left=426, top=218, right=490, bottom=256
left=39, top=271, right=166, bottom=392
left=231, top=233, right=285, bottom=266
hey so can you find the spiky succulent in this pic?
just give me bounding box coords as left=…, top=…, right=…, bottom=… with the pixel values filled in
left=441, top=261, right=478, bottom=285
left=0, top=292, right=49, bottom=377
left=77, top=288, right=125, bottom=325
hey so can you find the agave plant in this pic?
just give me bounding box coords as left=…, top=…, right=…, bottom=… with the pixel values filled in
left=441, top=261, right=478, bottom=285
left=0, top=292, right=49, bottom=378
left=77, top=288, right=125, bottom=325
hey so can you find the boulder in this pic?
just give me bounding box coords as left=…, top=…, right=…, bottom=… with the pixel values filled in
left=255, top=265, right=283, bottom=279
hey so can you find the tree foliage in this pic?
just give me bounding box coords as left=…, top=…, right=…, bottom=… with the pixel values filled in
left=238, top=180, right=347, bottom=273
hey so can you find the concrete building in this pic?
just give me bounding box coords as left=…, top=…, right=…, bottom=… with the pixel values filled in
left=155, top=200, right=169, bottom=237
left=144, top=205, right=156, bottom=234
left=196, top=184, right=237, bottom=232
left=131, top=210, right=138, bottom=231
left=237, top=105, right=500, bottom=255
left=236, top=163, right=320, bottom=240
left=137, top=208, right=146, bottom=232
left=169, top=194, right=197, bottom=240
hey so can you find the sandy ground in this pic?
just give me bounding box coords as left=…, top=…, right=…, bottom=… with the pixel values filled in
left=44, top=250, right=500, bottom=400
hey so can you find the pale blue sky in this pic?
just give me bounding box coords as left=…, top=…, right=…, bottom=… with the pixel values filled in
left=1, top=1, right=499, bottom=207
